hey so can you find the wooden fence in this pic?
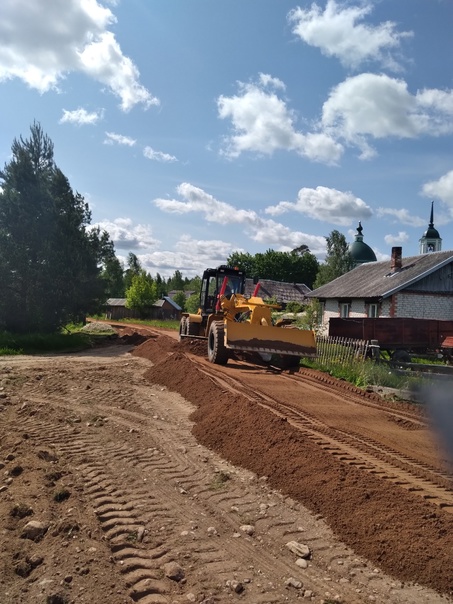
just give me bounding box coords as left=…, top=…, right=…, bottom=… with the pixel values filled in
left=316, top=335, right=370, bottom=367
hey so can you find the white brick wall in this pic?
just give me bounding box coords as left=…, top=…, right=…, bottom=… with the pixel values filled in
left=394, top=292, right=453, bottom=319
left=321, top=292, right=453, bottom=330
left=322, top=298, right=368, bottom=330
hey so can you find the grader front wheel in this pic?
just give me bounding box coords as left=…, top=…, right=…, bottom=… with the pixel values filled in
left=186, top=317, right=200, bottom=337
left=179, top=317, right=187, bottom=340
left=207, top=321, right=228, bottom=365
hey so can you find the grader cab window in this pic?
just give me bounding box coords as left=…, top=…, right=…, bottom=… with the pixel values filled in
left=226, top=276, right=242, bottom=296
left=201, top=276, right=217, bottom=312
left=200, top=268, right=245, bottom=314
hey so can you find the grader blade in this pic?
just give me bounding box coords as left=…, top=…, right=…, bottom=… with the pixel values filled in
left=225, top=321, right=317, bottom=358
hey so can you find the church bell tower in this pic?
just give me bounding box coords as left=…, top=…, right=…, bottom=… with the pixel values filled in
left=419, top=201, right=442, bottom=254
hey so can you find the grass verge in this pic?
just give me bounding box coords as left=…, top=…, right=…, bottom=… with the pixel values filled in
left=301, top=356, right=427, bottom=393
left=113, top=317, right=180, bottom=330
left=0, top=327, right=106, bottom=356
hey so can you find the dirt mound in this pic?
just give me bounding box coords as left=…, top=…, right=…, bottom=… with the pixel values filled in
left=137, top=333, right=453, bottom=597
left=191, top=389, right=453, bottom=595
left=178, top=338, right=207, bottom=356
left=80, top=321, right=117, bottom=334
left=133, top=334, right=208, bottom=363
left=116, top=327, right=150, bottom=346
left=132, top=332, right=179, bottom=363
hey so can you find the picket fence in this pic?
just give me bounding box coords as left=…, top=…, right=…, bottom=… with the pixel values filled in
left=315, top=335, right=370, bottom=367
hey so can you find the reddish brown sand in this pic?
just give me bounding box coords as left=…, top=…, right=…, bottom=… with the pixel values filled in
left=1, top=326, right=452, bottom=604
left=134, top=333, right=453, bottom=597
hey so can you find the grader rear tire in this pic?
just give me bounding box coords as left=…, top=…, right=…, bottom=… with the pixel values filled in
left=186, top=317, right=200, bottom=337
left=207, top=321, right=228, bottom=365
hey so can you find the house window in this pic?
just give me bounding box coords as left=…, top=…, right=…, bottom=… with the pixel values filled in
left=340, top=303, right=350, bottom=318
left=368, top=303, right=378, bottom=318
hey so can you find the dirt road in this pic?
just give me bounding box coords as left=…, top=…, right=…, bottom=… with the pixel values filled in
left=1, top=327, right=452, bottom=604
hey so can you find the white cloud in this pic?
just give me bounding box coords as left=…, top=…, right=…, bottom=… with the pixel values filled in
left=59, top=107, right=103, bottom=125
left=259, top=73, right=286, bottom=90
left=143, top=146, right=177, bottom=163
left=288, top=0, right=411, bottom=71
left=322, top=73, right=453, bottom=158
left=376, top=207, right=426, bottom=227
left=135, top=235, right=241, bottom=279
left=265, top=186, right=372, bottom=226
left=96, top=220, right=238, bottom=278
left=217, top=74, right=343, bottom=163
left=384, top=231, right=409, bottom=245
left=154, top=182, right=327, bottom=256
left=175, top=234, right=234, bottom=259
left=374, top=250, right=390, bottom=262
left=104, top=132, right=136, bottom=146
left=422, top=170, right=453, bottom=208
left=0, top=0, right=158, bottom=111
left=95, top=217, right=158, bottom=250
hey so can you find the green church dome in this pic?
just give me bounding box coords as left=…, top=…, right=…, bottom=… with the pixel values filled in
left=349, top=222, right=377, bottom=265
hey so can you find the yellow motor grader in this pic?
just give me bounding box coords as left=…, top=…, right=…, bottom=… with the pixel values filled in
left=179, top=265, right=317, bottom=365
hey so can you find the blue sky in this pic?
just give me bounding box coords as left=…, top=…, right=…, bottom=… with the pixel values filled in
left=1, top=0, right=452, bottom=278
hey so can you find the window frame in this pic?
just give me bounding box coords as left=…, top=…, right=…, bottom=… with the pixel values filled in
left=368, top=303, right=379, bottom=318
left=340, top=302, right=350, bottom=318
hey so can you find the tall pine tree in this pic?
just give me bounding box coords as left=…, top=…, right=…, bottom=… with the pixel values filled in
left=0, top=122, right=115, bottom=332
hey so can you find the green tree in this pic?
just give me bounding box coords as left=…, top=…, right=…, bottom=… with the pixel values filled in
left=185, top=275, right=201, bottom=293
left=292, top=251, right=319, bottom=289
left=123, top=252, right=142, bottom=291
left=228, top=248, right=318, bottom=288
left=297, top=299, right=323, bottom=332
left=167, top=269, right=185, bottom=291
left=313, top=230, right=354, bottom=288
left=101, top=256, right=125, bottom=298
left=292, top=244, right=310, bottom=256
left=155, top=272, right=167, bottom=299
left=125, top=271, right=157, bottom=317
left=0, top=122, right=113, bottom=333
left=172, top=291, right=186, bottom=311
left=185, top=293, right=201, bottom=313
left=226, top=251, right=256, bottom=278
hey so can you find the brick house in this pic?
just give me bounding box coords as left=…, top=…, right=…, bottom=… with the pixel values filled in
left=308, top=248, right=453, bottom=333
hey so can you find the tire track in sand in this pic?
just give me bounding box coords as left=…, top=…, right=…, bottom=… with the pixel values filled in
left=3, top=351, right=449, bottom=604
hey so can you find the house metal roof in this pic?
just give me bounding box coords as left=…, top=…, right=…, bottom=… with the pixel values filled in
left=105, top=297, right=181, bottom=310
left=307, top=250, right=453, bottom=300
left=155, top=296, right=182, bottom=311
left=245, top=278, right=311, bottom=304
left=106, top=298, right=127, bottom=306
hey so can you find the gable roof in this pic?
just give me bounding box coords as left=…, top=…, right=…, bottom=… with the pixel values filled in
left=154, top=296, right=182, bottom=311
left=106, top=298, right=127, bottom=306
left=245, top=278, right=311, bottom=304
left=105, top=297, right=181, bottom=311
left=308, top=250, right=453, bottom=300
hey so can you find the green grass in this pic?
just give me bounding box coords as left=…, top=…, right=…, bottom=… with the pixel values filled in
left=0, top=316, right=180, bottom=356
left=0, top=328, right=104, bottom=355
left=301, top=356, right=426, bottom=392
left=0, top=347, right=24, bottom=355
left=114, top=317, right=180, bottom=330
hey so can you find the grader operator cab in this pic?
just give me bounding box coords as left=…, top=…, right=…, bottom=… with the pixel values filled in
left=179, top=265, right=317, bottom=365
